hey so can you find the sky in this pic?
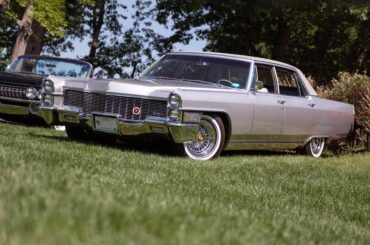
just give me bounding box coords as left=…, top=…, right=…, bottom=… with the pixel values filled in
left=61, top=0, right=206, bottom=59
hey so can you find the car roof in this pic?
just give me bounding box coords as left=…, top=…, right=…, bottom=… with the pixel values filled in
left=168, top=51, right=297, bottom=70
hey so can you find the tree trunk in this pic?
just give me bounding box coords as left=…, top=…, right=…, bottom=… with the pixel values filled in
left=11, top=4, right=33, bottom=61
left=353, top=47, right=368, bottom=73
left=271, top=15, right=290, bottom=61
left=0, top=0, right=9, bottom=14
left=130, top=62, right=137, bottom=78
left=88, top=0, right=105, bottom=61
left=25, top=21, right=46, bottom=55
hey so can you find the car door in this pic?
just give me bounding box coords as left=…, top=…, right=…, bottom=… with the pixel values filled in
left=275, top=67, right=315, bottom=142
left=249, top=64, right=284, bottom=142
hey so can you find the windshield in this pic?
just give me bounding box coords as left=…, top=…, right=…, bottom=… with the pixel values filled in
left=7, top=56, right=92, bottom=78
left=141, top=54, right=251, bottom=89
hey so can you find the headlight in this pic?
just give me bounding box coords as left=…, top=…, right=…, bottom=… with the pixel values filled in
left=37, top=89, right=43, bottom=100
left=167, top=93, right=182, bottom=123
left=26, top=87, right=37, bottom=100
left=43, top=94, right=54, bottom=107
left=169, top=110, right=181, bottom=122
left=43, top=80, right=54, bottom=93
left=169, top=94, right=181, bottom=108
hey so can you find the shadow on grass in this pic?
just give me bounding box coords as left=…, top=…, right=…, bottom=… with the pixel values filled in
left=30, top=133, right=182, bottom=157
left=0, top=114, right=48, bottom=128
left=222, top=149, right=298, bottom=157
left=30, top=131, right=306, bottom=159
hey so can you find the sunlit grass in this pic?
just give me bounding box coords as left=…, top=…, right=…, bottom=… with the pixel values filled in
left=0, top=122, right=369, bottom=244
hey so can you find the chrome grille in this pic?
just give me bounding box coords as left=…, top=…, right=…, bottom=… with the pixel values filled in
left=0, top=84, right=27, bottom=99
left=64, top=90, right=168, bottom=121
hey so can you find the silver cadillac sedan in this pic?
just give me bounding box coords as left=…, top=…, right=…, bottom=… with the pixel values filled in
left=39, top=52, right=355, bottom=160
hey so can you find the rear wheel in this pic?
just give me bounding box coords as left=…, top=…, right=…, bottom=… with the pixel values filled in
left=65, top=126, right=92, bottom=141
left=183, top=115, right=225, bottom=160
left=305, top=137, right=325, bottom=158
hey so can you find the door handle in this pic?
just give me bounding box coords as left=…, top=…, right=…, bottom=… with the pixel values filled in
left=308, top=103, right=315, bottom=107
left=277, top=100, right=286, bottom=105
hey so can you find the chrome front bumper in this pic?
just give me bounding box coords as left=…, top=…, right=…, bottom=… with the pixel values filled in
left=40, top=106, right=199, bottom=143
left=0, top=99, right=42, bottom=117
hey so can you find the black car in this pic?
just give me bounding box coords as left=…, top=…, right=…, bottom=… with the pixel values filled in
left=0, top=55, right=93, bottom=120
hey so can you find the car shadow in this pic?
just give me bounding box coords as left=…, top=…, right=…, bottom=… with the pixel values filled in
left=30, top=133, right=182, bottom=157
left=221, top=149, right=297, bottom=157
left=31, top=131, right=306, bottom=158
left=0, top=114, right=48, bottom=128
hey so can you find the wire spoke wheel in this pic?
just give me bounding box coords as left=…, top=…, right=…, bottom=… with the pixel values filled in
left=305, top=137, right=325, bottom=158
left=184, top=115, right=225, bottom=161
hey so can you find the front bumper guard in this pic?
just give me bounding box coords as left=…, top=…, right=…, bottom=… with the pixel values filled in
left=40, top=106, right=199, bottom=144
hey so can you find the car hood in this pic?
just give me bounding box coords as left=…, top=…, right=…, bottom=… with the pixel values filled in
left=0, top=72, right=45, bottom=88
left=59, top=77, right=235, bottom=98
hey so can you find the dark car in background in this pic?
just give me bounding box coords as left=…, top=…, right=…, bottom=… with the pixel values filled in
left=0, top=55, right=93, bottom=120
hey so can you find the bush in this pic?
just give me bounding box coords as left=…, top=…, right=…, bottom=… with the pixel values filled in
left=316, top=72, right=370, bottom=146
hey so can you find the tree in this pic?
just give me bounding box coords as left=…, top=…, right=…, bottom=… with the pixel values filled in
left=85, top=0, right=172, bottom=78
left=154, top=0, right=370, bottom=84
left=81, top=0, right=125, bottom=68
left=9, top=0, right=66, bottom=61
left=0, top=0, right=9, bottom=14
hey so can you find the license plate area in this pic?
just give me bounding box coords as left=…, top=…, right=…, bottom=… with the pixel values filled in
left=94, top=115, right=118, bottom=134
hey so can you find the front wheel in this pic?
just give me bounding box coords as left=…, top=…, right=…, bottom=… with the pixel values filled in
left=305, top=137, right=326, bottom=158
left=183, top=115, right=225, bottom=161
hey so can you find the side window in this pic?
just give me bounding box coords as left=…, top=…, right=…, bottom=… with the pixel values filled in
left=296, top=75, right=309, bottom=97
left=255, top=65, right=276, bottom=93
left=276, top=68, right=301, bottom=97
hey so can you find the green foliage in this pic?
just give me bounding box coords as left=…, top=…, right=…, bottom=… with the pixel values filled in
left=14, top=0, right=66, bottom=36
left=317, top=72, right=370, bottom=144
left=88, top=0, right=171, bottom=78
left=0, top=122, right=370, bottom=244
left=0, top=2, right=19, bottom=70
left=155, top=0, right=370, bottom=84
left=43, top=0, right=96, bottom=56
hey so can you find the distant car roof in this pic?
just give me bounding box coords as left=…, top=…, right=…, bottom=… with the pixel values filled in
left=18, top=55, right=92, bottom=67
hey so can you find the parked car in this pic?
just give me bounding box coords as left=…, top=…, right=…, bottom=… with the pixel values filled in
left=0, top=55, right=93, bottom=120
left=38, top=52, right=355, bottom=160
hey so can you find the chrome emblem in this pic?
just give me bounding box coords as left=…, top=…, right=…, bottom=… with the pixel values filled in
left=132, top=107, right=141, bottom=116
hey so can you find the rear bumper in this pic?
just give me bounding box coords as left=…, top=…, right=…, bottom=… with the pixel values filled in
left=40, top=106, right=199, bottom=143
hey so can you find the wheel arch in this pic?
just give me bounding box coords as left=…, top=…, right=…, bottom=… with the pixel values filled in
left=200, top=111, right=232, bottom=149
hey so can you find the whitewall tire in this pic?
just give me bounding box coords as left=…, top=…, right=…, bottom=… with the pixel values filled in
left=183, top=115, right=225, bottom=161
left=305, top=137, right=325, bottom=158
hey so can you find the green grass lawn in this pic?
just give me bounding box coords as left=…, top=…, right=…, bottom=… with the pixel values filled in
left=0, top=121, right=369, bottom=244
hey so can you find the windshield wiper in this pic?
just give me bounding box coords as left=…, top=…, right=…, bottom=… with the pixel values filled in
left=149, top=76, right=177, bottom=80
left=180, top=79, right=221, bottom=87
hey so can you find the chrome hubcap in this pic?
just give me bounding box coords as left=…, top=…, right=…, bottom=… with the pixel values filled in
left=186, top=119, right=217, bottom=157
left=311, top=138, right=324, bottom=154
